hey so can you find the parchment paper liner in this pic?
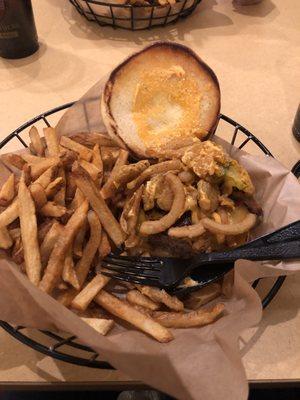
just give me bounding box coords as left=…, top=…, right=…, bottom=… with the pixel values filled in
left=0, top=78, right=299, bottom=400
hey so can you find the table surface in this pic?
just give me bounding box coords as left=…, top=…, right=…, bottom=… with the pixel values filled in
left=0, top=0, right=300, bottom=388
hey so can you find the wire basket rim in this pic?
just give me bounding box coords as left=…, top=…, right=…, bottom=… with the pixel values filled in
left=72, top=0, right=193, bottom=9
left=0, top=100, right=287, bottom=369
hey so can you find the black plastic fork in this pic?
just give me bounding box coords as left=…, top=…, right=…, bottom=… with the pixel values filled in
left=101, top=220, right=300, bottom=290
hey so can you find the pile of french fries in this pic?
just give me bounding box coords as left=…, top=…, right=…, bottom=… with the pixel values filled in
left=0, top=127, right=228, bottom=342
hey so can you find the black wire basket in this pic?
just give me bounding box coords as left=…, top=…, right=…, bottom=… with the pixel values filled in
left=69, top=0, right=202, bottom=30
left=0, top=101, right=291, bottom=370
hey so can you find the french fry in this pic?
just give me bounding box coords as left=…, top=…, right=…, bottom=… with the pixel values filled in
left=152, top=303, right=225, bottom=328
left=54, top=167, right=66, bottom=206
left=6, top=154, right=26, bottom=170
left=81, top=317, right=114, bottom=335
left=40, top=221, right=64, bottom=266
left=91, top=144, right=103, bottom=169
left=33, top=165, right=58, bottom=188
left=137, top=286, right=184, bottom=312
left=126, top=290, right=160, bottom=311
left=37, top=219, right=55, bottom=244
left=184, top=283, right=222, bottom=310
left=71, top=274, right=110, bottom=311
left=44, top=123, right=66, bottom=205
left=92, top=144, right=103, bottom=186
left=72, top=164, right=125, bottom=247
left=0, top=174, right=15, bottom=206
left=98, top=231, right=111, bottom=258
left=62, top=246, right=80, bottom=289
left=39, top=200, right=89, bottom=294
left=30, top=158, right=60, bottom=180
left=44, top=127, right=60, bottom=156
left=100, top=149, right=129, bottom=199
left=73, top=217, right=87, bottom=258
left=70, top=187, right=85, bottom=210
left=45, top=177, right=64, bottom=198
left=30, top=182, right=47, bottom=209
left=29, top=126, right=45, bottom=156
left=22, top=163, right=32, bottom=186
left=60, top=136, right=92, bottom=161
left=70, top=132, right=117, bottom=148
left=65, top=172, right=77, bottom=202
left=0, top=226, right=13, bottom=249
left=76, top=211, right=102, bottom=288
left=101, top=147, right=120, bottom=170
left=0, top=199, right=18, bottom=227
left=21, top=154, right=48, bottom=164
left=80, top=160, right=101, bottom=182
left=56, top=288, right=78, bottom=307
left=94, top=290, right=173, bottom=343
left=18, top=173, right=41, bottom=285
left=40, top=201, right=67, bottom=218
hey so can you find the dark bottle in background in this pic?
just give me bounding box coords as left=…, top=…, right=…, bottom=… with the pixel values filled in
left=0, top=0, right=39, bottom=59
left=293, top=105, right=300, bottom=142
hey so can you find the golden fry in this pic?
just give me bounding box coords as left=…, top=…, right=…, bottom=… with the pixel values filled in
left=0, top=174, right=15, bottom=206
left=152, top=303, right=225, bottom=328
left=0, top=226, right=13, bottom=249
left=70, top=187, right=85, bottom=210
left=70, top=132, right=117, bottom=148
left=126, top=290, right=160, bottom=311
left=40, top=221, right=63, bottom=266
left=30, top=158, right=60, bottom=180
left=39, top=200, right=89, bottom=294
left=62, top=246, right=80, bottom=289
left=137, top=286, right=184, bottom=312
left=29, top=126, right=45, bottom=156
left=81, top=317, right=114, bottom=335
left=44, top=127, right=60, bottom=156
left=94, top=290, right=173, bottom=343
left=76, top=211, right=102, bottom=288
left=21, top=154, right=47, bottom=164
left=72, top=164, right=125, bottom=247
left=72, top=274, right=110, bottom=311
left=33, top=165, right=58, bottom=187
left=60, top=136, right=92, bottom=161
left=54, top=167, right=66, bottom=206
left=40, top=201, right=67, bottom=218
left=79, top=160, right=101, bottom=182
left=0, top=199, right=18, bottom=227
left=30, top=182, right=47, bottom=209
left=45, top=177, right=64, bottom=198
left=98, top=231, right=111, bottom=258
left=73, top=217, right=88, bottom=258
left=38, top=219, right=56, bottom=244
left=18, top=173, right=41, bottom=285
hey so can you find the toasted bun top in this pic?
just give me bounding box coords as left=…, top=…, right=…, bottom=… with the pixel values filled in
left=101, top=42, right=221, bottom=158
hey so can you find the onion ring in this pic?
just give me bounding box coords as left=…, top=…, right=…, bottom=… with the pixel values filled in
left=139, top=173, right=185, bottom=235
left=168, top=222, right=205, bottom=239
left=201, top=212, right=256, bottom=235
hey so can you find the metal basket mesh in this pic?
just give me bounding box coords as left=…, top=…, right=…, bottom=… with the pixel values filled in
left=69, top=0, right=202, bottom=30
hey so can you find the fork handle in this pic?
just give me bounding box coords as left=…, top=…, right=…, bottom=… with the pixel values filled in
left=241, top=220, right=300, bottom=249
left=190, top=239, right=300, bottom=270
